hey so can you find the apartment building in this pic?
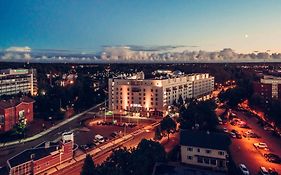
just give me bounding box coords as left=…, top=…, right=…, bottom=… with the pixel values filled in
left=7, top=132, right=74, bottom=175
left=108, top=71, right=214, bottom=117
left=180, top=130, right=230, bottom=171
left=0, top=69, right=37, bottom=97
left=253, top=75, right=281, bottom=102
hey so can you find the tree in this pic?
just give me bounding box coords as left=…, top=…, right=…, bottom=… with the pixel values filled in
left=266, top=100, right=281, bottom=128
left=177, top=95, right=184, bottom=106
left=179, top=99, right=218, bottom=131
left=131, top=139, right=166, bottom=175
left=154, top=126, right=162, bottom=141
left=160, top=116, right=176, bottom=140
left=99, top=148, right=132, bottom=175
left=98, top=139, right=166, bottom=175
left=81, top=154, right=96, bottom=175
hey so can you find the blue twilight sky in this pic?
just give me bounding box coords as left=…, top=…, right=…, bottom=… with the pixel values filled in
left=0, top=0, right=281, bottom=53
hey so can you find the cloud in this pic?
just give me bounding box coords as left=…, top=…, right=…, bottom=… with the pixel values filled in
left=1, top=45, right=281, bottom=63
left=5, top=46, right=31, bottom=52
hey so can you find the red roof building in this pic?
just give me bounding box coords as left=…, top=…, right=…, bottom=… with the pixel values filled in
left=7, top=132, right=74, bottom=175
left=0, top=96, right=34, bottom=132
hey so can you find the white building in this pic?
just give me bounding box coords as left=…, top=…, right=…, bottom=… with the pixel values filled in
left=108, top=71, right=214, bottom=117
left=180, top=130, right=230, bottom=171
left=0, top=69, right=37, bottom=96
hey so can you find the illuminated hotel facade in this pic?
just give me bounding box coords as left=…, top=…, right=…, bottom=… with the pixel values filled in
left=0, top=69, right=37, bottom=96
left=108, top=72, right=214, bottom=117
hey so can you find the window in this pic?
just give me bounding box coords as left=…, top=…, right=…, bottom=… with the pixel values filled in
left=0, top=115, right=4, bottom=124
left=187, top=147, right=193, bottom=151
left=197, top=157, right=203, bottom=163
left=218, top=151, right=224, bottom=155
left=187, top=156, right=193, bottom=160
left=211, top=159, right=216, bottom=165
left=203, top=158, right=210, bottom=164
left=197, top=148, right=200, bottom=152
left=206, top=150, right=211, bottom=154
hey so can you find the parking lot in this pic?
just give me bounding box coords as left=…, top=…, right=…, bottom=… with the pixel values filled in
left=221, top=110, right=281, bottom=175
left=73, top=115, right=157, bottom=152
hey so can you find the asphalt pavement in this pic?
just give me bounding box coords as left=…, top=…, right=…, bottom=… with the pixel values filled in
left=226, top=110, right=281, bottom=174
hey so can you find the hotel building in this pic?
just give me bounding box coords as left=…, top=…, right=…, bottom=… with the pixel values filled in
left=108, top=71, right=214, bottom=117
left=0, top=69, right=37, bottom=97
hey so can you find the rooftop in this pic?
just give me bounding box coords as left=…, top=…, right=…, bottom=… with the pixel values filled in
left=0, top=96, right=35, bottom=109
left=180, top=130, right=231, bottom=150
left=8, top=145, right=59, bottom=168
left=113, top=71, right=211, bottom=80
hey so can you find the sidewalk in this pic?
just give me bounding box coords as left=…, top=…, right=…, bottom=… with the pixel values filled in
left=0, top=102, right=105, bottom=148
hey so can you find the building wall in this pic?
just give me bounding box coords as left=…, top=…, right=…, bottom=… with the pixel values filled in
left=9, top=141, right=73, bottom=175
left=33, top=141, right=73, bottom=175
left=9, top=161, right=33, bottom=175
left=0, top=102, right=34, bottom=132
left=0, top=107, right=16, bottom=132
left=181, top=145, right=228, bottom=171
left=109, top=73, right=214, bottom=117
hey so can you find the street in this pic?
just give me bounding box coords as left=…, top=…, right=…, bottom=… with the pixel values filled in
left=49, top=125, right=179, bottom=175
left=226, top=109, right=281, bottom=174
left=0, top=102, right=104, bottom=167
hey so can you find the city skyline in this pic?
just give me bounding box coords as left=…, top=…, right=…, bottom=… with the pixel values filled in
left=1, top=0, right=281, bottom=54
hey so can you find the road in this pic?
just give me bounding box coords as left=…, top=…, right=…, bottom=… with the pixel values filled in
left=0, top=102, right=104, bottom=167
left=226, top=110, right=281, bottom=174
left=52, top=130, right=155, bottom=175
left=51, top=128, right=179, bottom=175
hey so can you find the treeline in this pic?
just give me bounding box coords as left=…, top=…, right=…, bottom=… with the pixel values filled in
left=81, top=139, right=167, bottom=175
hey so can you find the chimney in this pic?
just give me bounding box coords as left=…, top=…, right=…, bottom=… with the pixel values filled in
left=30, top=154, right=35, bottom=160
left=45, top=141, right=50, bottom=148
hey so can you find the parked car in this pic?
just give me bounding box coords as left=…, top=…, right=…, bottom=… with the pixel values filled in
left=264, top=153, right=281, bottom=164
left=80, top=144, right=89, bottom=151
left=260, top=167, right=270, bottom=175
left=239, top=164, right=250, bottom=175
left=268, top=168, right=279, bottom=175
left=94, top=134, right=105, bottom=144
left=254, top=142, right=268, bottom=150
left=230, top=132, right=236, bottom=138
left=110, top=131, right=118, bottom=138
left=236, top=133, right=242, bottom=139
left=223, top=128, right=228, bottom=133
